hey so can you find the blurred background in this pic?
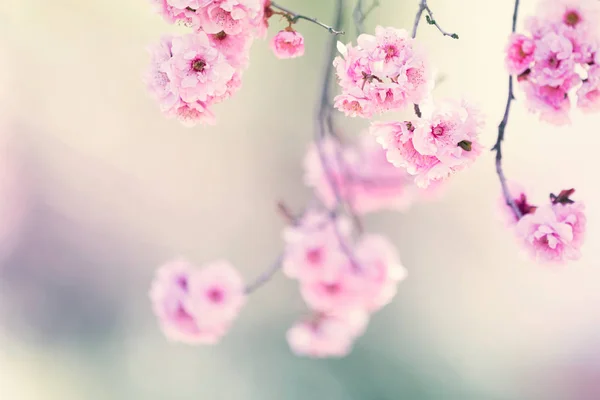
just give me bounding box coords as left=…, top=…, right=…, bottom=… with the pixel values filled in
left=1, top=0, right=599, bottom=399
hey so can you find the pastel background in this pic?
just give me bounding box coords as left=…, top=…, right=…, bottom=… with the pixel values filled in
left=0, top=1, right=599, bottom=399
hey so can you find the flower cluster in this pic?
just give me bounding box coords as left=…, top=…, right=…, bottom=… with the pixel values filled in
left=146, top=0, right=306, bottom=126
left=333, top=26, right=432, bottom=118
left=149, top=259, right=246, bottom=344
left=303, top=132, right=437, bottom=214
left=282, top=210, right=407, bottom=358
left=501, top=187, right=586, bottom=263
left=370, top=100, right=484, bottom=188
left=505, top=0, right=600, bottom=124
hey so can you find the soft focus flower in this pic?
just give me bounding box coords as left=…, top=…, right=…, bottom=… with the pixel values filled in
left=536, top=0, right=600, bottom=32
left=286, top=311, right=369, bottom=358
left=577, top=65, right=600, bottom=112
left=303, top=134, right=423, bottom=215
left=333, top=26, right=432, bottom=117
left=516, top=205, right=581, bottom=263
left=149, top=259, right=246, bottom=344
left=553, top=201, right=586, bottom=248
left=187, top=260, right=247, bottom=328
left=271, top=30, right=305, bottom=59
left=506, top=34, right=536, bottom=75
left=282, top=210, right=351, bottom=282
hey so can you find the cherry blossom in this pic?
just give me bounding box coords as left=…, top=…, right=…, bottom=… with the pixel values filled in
left=271, top=30, right=305, bottom=59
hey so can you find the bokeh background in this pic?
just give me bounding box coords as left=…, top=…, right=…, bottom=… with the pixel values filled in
left=1, top=0, right=599, bottom=399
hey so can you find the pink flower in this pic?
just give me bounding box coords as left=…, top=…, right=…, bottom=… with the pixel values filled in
left=149, top=259, right=227, bottom=344
left=352, top=234, right=407, bottom=312
left=516, top=205, right=580, bottom=263
left=196, top=0, right=263, bottom=36
left=270, top=30, right=305, bottom=59
left=208, top=31, right=254, bottom=69
left=286, top=311, right=369, bottom=358
left=536, top=0, right=600, bottom=32
left=370, top=100, right=484, bottom=188
left=553, top=201, right=586, bottom=248
left=303, top=134, right=421, bottom=214
left=370, top=121, right=444, bottom=188
left=144, top=35, right=216, bottom=126
left=282, top=210, right=351, bottom=282
left=149, top=0, right=207, bottom=26
left=333, top=26, right=432, bottom=118
left=167, top=32, right=237, bottom=103
left=506, top=33, right=536, bottom=75
left=577, top=65, right=600, bottom=112
left=187, top=260, right=247, bottom=329
left=300, top=266, right=366, bottom=313
left=412, top=99, right=484, bottom=165
left=531, top=31, right=575, bottom=87
left=522, top=74, right=580, bottom=125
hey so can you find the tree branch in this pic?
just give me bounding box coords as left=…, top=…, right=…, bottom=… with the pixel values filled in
left=412, top=0, right=458, bottom=39
left=492, top=0, right=522, bottom=220
left=270, top=1, right=345, bottom=35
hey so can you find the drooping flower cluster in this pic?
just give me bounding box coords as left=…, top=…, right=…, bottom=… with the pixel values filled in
left=370, top=100, right=484, bottom=188
left=505, top=0, right=600, bottom=124
left=333, top=26, right=432, bottom=118
left=146, top=0, right=307, bottom=126
left=501, top=187, right=586, bottom=263
left=282, top=210, right=407, bottom=358
left=149, top=259, right=246, bottom=344
left=304, top=132, right=438, bottom=214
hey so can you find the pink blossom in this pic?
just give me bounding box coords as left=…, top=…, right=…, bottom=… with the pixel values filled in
left=298, top=232, right=406, bottom=314
left=506, top=33, right=536, bottom=75
left=553, top=201, right=586, bottom=248
left=352, top=234, right=407, bottom=312
left=412, top=99, right=484, bottom=165
left=370, top=121, right=444, bottom=188
left=577, top=65, right=600, bottom=112
left=208, top=31, right=254, bottom=69
left=187, top=260, right=247, bottom=329
left=270, top=30, right=305, bottom=59
left=145, top=35, right=216, bottom=126
left=303, top=135, right=421, bottom=215
left=196, top=0, right=263, bottom=36
left=300, top=265, right=366, bottom=313
left=536, top=0, right=600, bottom=33
left=516, top=205, right=580, bottom=263
left=370, top=100, right=484, bottom=188
left=149, top=0, right=207, bottom=26
left=333, top=26, right=432, bottom=117
left=149, top=259, right=228, bottom=344
left=522, top=74, right=580, bottom=125
left=531, top=31, right=575, bottom=87
left=282, top=210, right=351, bottom=282
left=286, top=311, right=369, bottom=358
left=167, top=32, right=237, bottom=103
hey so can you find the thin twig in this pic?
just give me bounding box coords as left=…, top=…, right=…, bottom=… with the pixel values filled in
left=270, top=1, right=345, bottom=35
left=245, top=255, right=284, bottom=294
left=353, top=0, right=380, bottom=35
left=412, top=0, right=458, bottom=39
left=244, top=0, right=349, bottom=294
left=492, top=0, right=522, bottom=220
